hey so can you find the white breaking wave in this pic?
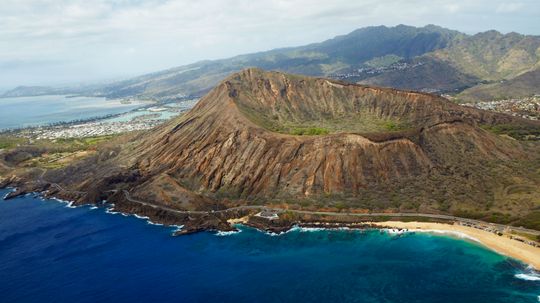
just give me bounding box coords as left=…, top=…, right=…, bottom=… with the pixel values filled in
left=131, top=214, right=166, bottom=227
left=105, top=208, right=120, bottom=215
left=405, top=229, right=481, bottom=243
left=133, top=214, right=150, bottom=220
left=267, top=232, right=285, bottom=236
left=2, top=188, right=16, bottom=200
left=215, top=229, right=242, bottom=236
left=299, top=226, right=351, bottom=232
left=299, top=227, right=326, bottom=232
left=278, top=227, right=483, bottom=244
left=262, top=225, right=354, bottom=236
left=171, top=225, right=184, bottom=232
left=515, top=266, right=540, bottom=281
left=52, top=197, right=77, bottom=209
left=99, top=205, right=171, bottom=228
left=384, top=228, right=407, bottom=235
left=265, top=228, right=295, bottom=236
left=8, top=190, right=180, bottom=232
left=514, top=273, right=540, bottom=281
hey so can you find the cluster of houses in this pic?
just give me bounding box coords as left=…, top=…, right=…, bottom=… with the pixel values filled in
left=329, top=61, right=425, bottom=80
left=28, top=120, right=165, bottom=139
left=463, top=95, right=540, bottom=120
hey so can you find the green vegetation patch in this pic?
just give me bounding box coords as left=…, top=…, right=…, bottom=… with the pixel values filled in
left=238, top=103, right=411, bottom=136
left=511, top=230, right=540, bottom=242
left=290, top=127, right=330, bottom=136
left=512, top=211, right=540, bottom=231
left=0, top=136, right=27, bottom=150
left=364, top=55, right=403, bottom=68
left=481, top=124, right=540, bottom=140
left=53, top=135, right=117, bottom=150
left=1, top=134, right=118, bottom=169
left=1, top=134, right=116, bottom=152
left=383, top=121, right=408, bottom=131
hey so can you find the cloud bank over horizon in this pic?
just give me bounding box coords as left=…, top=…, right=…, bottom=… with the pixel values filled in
left=1, top=0, right=539, bottom=88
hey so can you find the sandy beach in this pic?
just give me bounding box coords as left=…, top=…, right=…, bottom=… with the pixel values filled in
left=372, top=221, right=540, bottom=270
left=227, top=216, right=250, bottom=225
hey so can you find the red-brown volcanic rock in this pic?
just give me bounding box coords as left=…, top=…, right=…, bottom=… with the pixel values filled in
left=16, top=68, right=538, bottom=219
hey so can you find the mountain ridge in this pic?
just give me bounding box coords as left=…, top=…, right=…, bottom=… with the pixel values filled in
left=4, top=25, right=539, bottom=103
left=97, top=24, right=462, bottom=99
left=86, top=25, right=540, bottom=102
left=3, top=68, right=539, bottom=232
left=458, top=68, right=540, bottom=101
left=1, top=24, right=461, bottom=99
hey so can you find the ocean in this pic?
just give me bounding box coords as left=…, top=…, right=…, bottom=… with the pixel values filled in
left=0, top=95, right=147, bottom=130
left=0, top=188, right=539, bottom=303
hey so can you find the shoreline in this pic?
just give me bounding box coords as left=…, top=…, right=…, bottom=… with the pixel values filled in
left=371, top=221, right=540, bottom=270
left=0, top=97, right=153, bottom=133
left=1, top=186, right=539, bottom=270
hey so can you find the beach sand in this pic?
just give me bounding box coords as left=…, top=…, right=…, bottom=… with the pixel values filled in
left=227, top=216, right=250, bottom=225
left=372, top=221, right=540, bottom=270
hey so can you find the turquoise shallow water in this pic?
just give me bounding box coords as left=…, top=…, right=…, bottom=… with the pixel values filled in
left=102, top=99, right=199, bottom=123
left=0, top=188, right=539, bottom=303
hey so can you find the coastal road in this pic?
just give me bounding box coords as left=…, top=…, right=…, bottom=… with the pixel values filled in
left=37, top=170, right=87, bottom=196
left=122, top=190, right=264, bottom=215
left=36, top=177, right=540, bottom=237
left=287, top=210, right=540, bottom=236
left=121, top=190, right=540, bottom=236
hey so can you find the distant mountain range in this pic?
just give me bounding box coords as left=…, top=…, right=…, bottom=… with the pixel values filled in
left=3, top=25, right=540, bottom=102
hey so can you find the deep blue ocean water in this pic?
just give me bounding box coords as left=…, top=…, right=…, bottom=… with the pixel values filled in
left=1, top=188, right=539, bottom=303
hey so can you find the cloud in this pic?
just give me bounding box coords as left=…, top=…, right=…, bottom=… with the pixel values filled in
left=496, top=2, right=524, bottom=13
left=443, top=4, right=461, bottom=13
left=0, top=0, right=539, bottom=87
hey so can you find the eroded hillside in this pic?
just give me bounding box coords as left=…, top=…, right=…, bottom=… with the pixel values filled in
left=2, top=68, right=540, bottom=230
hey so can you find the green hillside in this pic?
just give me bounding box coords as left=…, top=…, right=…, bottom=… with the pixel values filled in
left=97, top=25, right=460, bottom=99
left=359, top=57, right=479, bottom=92
left=432, top=31, right=540, bottom=80
left=458, top=68, right=540, bottom=101
left=4, top=25, right=540, bottom=103
left=362, top=30, right=540, bottom=95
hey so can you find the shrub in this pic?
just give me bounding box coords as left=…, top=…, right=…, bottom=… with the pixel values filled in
left=291, top=127, right=329, bottom=136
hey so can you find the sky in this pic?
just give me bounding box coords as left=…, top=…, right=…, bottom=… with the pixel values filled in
left=1, top=0, right=539, bottom=89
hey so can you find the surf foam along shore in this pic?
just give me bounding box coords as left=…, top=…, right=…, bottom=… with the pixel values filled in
left=104, top=205, right=179, bottom=230
left=3, top=187, right=539, bottom=271
left=2, top=187, right=16, bottom=200
left=372, top=221, right=540, bottom=270
left=238, top=222, right=540, bottom=283
left=2, top=188, right=180, bottom=233
left=215, top=229, right=242, bottom=236
left=515, top=271, right=540, bottom=281
left=385, top=228, right=482, bottom=243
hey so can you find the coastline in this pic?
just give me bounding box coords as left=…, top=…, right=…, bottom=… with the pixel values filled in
left=2, top=185, right=539, bottom=270
left=371, top=221, right=540, bottom=270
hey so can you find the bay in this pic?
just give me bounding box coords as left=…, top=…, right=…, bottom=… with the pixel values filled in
left=0, top=95, right=148, bottom=130
left=0, top=188, right=538, bottom=303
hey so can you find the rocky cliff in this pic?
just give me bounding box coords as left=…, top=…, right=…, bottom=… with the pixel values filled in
left=4, top=68, right=540, bottom=229
left=129, top=69, right=523, bottom=200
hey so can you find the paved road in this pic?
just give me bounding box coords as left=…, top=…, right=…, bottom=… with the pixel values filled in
left=121, top=190, right=540, bottom=236
left=36, top=175, right=539, bottom=237
left=122, top=190, right=264, bottom=215
left=38, top=171, right=86, bottom=195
